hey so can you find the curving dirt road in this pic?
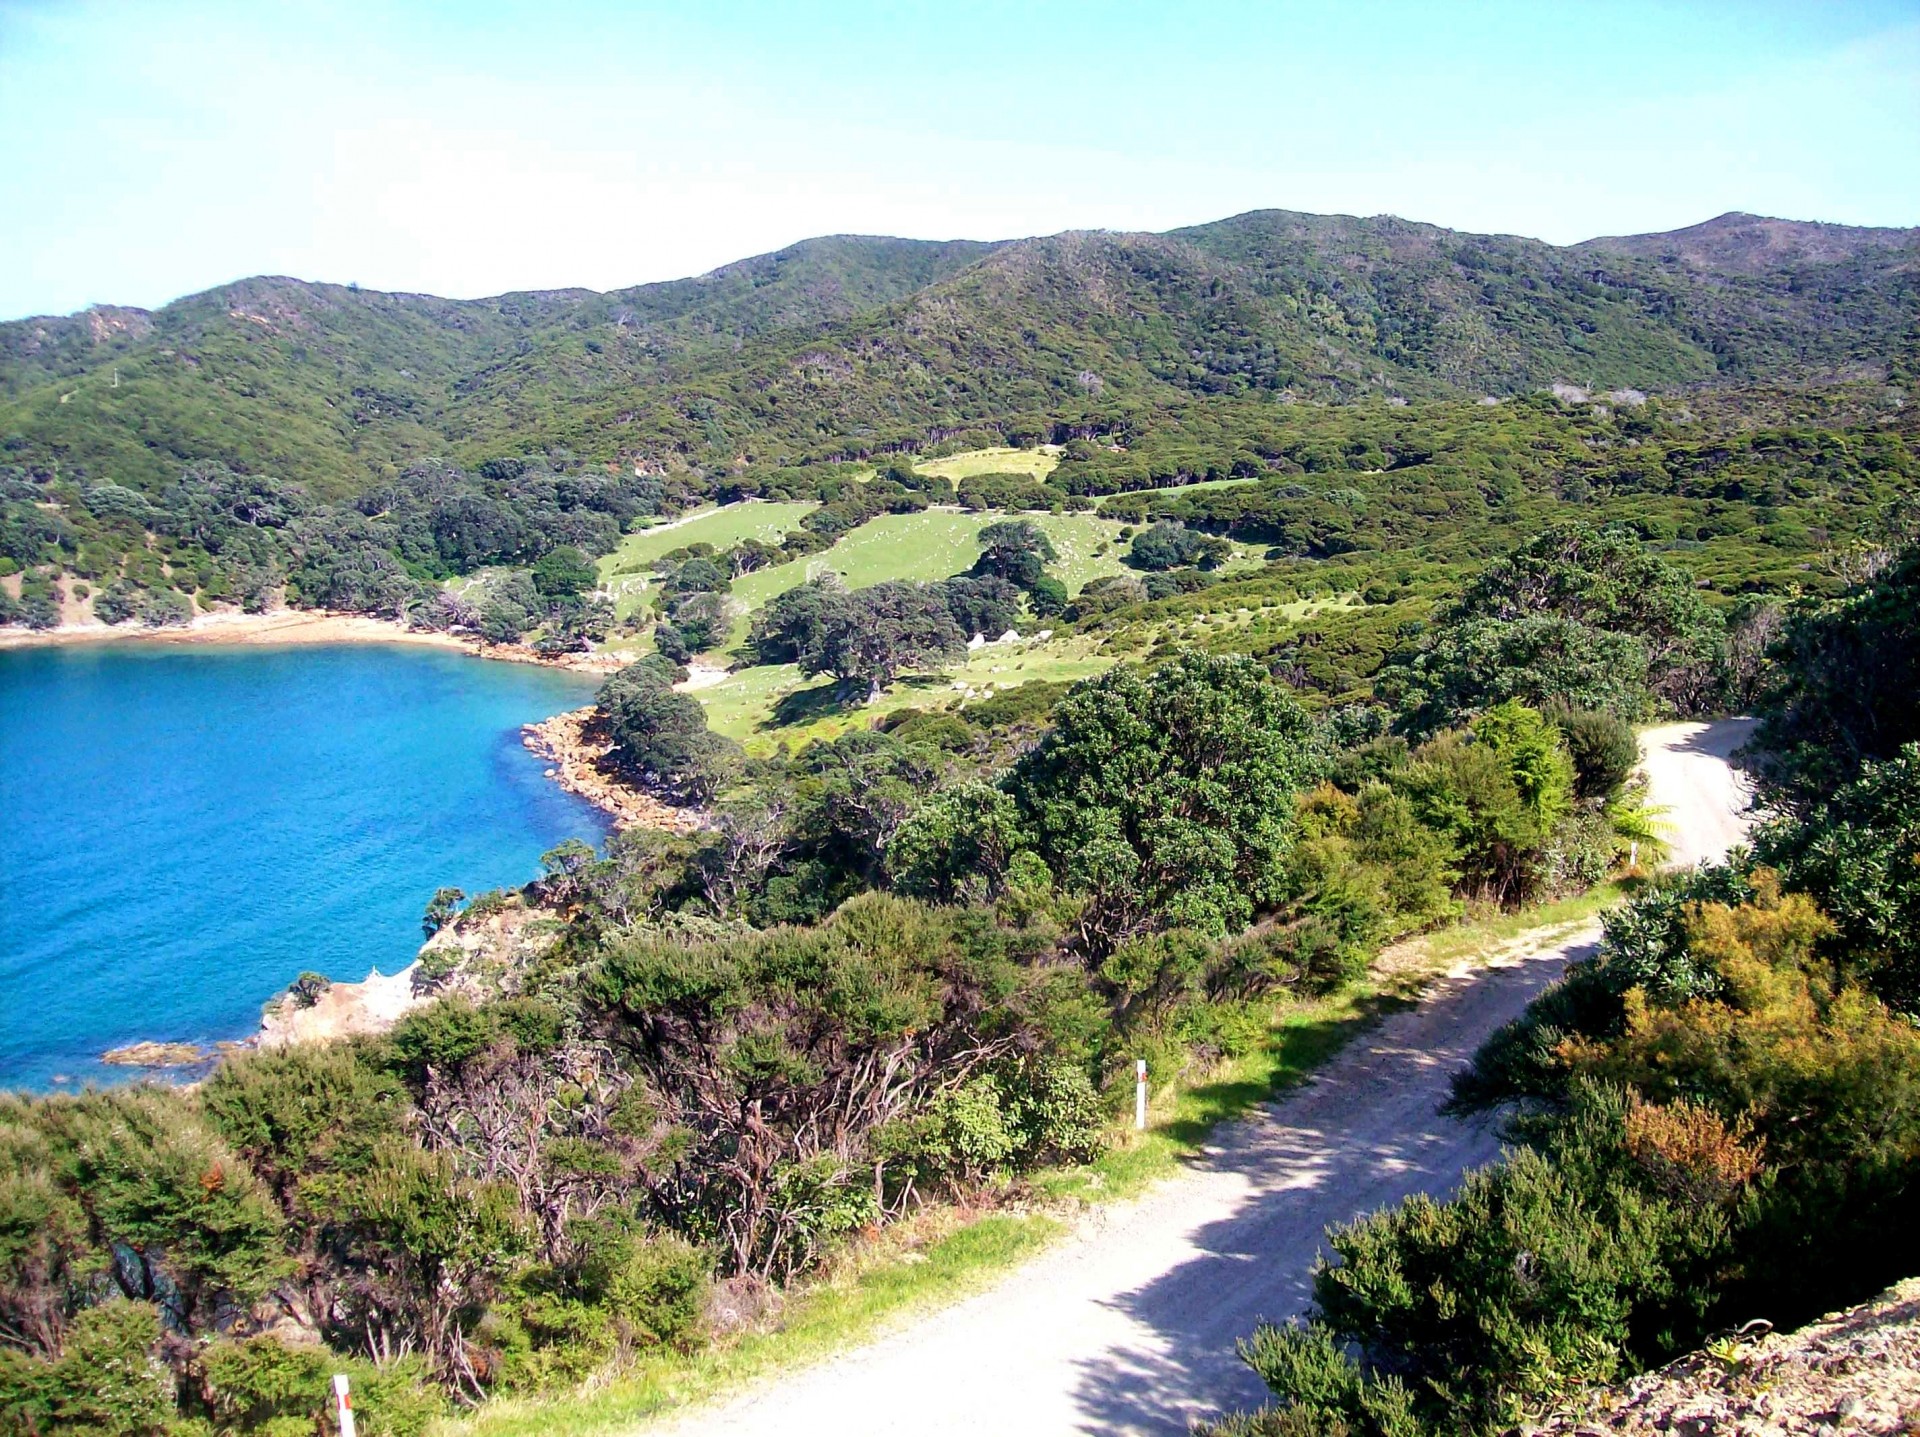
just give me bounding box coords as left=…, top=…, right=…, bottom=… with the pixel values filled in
left=653, top=720, right=1757, bottom=1437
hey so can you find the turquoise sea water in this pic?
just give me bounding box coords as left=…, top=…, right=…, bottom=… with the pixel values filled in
left=0, top=642, right=609, bottom=1090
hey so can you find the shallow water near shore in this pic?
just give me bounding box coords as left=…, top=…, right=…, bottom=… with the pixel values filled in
left=0, top=643, right=608, bottom=1090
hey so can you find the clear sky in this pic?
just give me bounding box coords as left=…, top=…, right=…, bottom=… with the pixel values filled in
left=2, top=0, right=1916, bottom=320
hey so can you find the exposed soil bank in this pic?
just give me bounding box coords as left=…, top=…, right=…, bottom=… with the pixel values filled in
left=1530, top=1277, right=1920, bottom=1435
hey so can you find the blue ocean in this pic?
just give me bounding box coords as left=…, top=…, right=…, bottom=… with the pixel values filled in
left=0, top=642, right=609, bottom=1090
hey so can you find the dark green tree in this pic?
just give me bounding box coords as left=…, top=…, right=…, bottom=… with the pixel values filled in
left=797, top=580, right=967, bottom=701
left=973, top=520, right=1057, bottom=590
left=1752, top=545, right=1920, bottom=804
left=1010, top=651, right=1318, bottom=951
left=531, top=545, right=598, bottom=601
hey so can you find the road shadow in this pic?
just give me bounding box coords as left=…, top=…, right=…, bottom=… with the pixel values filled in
left=1062, top=942, right=1590, bottom=1436
left=1668, top=716, right=1757, bottom=763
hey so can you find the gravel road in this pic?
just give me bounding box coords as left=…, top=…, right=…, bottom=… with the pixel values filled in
left=654, top=720, right=1757, bottom=1437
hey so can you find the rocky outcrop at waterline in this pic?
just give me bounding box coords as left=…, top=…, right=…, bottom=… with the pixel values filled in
left=101, top=1040, right=220, bottom=1067
left=522, top=706, right=705, bottom=834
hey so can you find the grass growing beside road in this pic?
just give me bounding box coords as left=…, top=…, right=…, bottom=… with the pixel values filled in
left=438, top=895, right=1610, bottom=1437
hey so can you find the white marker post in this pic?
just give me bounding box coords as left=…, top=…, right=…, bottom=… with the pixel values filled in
left=1134, top=1059, right=1148, bottom=1131
left=332, top=1373, right=357, bottom=1437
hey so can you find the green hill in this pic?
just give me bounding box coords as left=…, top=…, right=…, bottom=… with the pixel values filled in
left=0, top=210, right=1913, bottom=495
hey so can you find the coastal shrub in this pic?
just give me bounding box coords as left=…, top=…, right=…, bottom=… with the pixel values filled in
left=1380, top=526, right=1726, bottom=728
left=288, top=971, right=331, bottom=1008
left=0, top=1300, right=175, bottom=1437
left=464, top=888, right=512, bottom=920
left=748, top=576, right=846, bottom=664
left=1752, top=544, right=1920, bottom=803
left=1754, top=744, right=1920, bottom=1010
left=1394, top=732, right=1543, bottom=904
left=1128, top=520, right=1229, bottom=572
left=302, top=1146, right=530, bottom=1393
left=795, top=579, right=968, bottom=699
left=1449, top=864, right=1756, bottom=1111
left=1010, top=651, right=1318, bottom=952
left=530, top=545, right=597, bottom=600
left=875, top=1077, right=1018, bottom=1193
left=196, top=1338, right=440, bottom=1437
left=1203, top=1321, right=1419, bottom=1437
left=589, top=894, right=1047, bottom=1276
left=13, top=1089, right=292, bottom=1335
left=1301, top=1086, right=1733, bottom=1431
left=1002, top=1057, right=1105, bottom=1165
left=200, top=1043, right=402, bottom=1195
left=421, top=888, right=464, bottom=938
left=386, top=996, right=503, bottom=1080
left=138, top=588, right=193, bottom=627
left=1549, top=705, right=1640, bottom=802
left=412, top=944, right=462, bottom=991
left=195, top=1335, right=332, bottom=1434
left=885, top=781, right=1026, bottom=903
left=1279, top=782, right=1461, bottom=958
left=973, top=519, right=1057, bottom=589
left=564, top=1213, right=709, bottom=1350
left=94, top=581, right=138, bottom=624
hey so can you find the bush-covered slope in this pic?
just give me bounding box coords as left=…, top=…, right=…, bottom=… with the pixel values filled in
left=1, top=210, right=1913, bottom=496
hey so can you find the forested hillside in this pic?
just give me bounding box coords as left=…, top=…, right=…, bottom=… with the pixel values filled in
left=2, top=210, right=1912, bottom=493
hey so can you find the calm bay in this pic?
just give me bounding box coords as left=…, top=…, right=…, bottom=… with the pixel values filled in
left=0, top=642, right=608, bottom=1089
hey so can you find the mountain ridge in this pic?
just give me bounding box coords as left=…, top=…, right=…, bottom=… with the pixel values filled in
left=12, top=209, right=1913, bottom=331
left=1, top=208, right=1912, bottom=495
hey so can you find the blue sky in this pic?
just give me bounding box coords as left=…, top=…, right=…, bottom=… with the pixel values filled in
left=2, top=0, right=1916, bottom=319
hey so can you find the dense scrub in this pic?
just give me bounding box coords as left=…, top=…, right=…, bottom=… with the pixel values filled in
left=0, top=539, right=1668, bottom=1428
left=1211, top=547, right=1920, bottom=1436
left=3, top=213, right=1912, bottom=489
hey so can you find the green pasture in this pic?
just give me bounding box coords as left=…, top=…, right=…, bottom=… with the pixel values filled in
left=598, top=501, right=819, bottom=618
left=727, top=508, right=1179, bottom=616
left=915, top=445, right=1061, bottom=481
left=694, top=635, right=1114, bottom=752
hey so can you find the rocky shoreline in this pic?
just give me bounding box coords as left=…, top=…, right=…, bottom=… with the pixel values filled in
left=523, top=706, right=706, bottom=833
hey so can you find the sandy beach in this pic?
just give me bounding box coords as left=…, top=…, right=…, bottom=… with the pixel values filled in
left=0, top=607, right=631, bottom=673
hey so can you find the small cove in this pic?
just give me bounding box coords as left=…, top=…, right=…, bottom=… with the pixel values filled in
left=0, top=641, right=608, bottom=1089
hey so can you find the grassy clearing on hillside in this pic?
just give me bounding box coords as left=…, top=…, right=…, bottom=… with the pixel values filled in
left=727, top=507, right=1238, bottom=616
left=437, top=892, right=1612, bottom=1437
left=915, top=445, right=1061, bottom=481
left=696, top=635, right=1114, bottom=751
left=602, top=498, right=1265, bottom=636
left=729, top=511, right=1001, bottom=611
left=588, top=497, right=1266, bottom=732
left=598, top=502, right=819, bottom=618
left=720, top=509, right=1156, bottom=652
